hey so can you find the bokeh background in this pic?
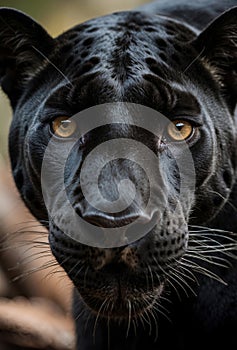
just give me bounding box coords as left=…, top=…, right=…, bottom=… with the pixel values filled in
left=0, top=0, right=148, bottom=160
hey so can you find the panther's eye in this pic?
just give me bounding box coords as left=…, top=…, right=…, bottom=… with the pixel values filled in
left=52, top=117, right=77, bottom=138
left=167, top=120, right=194, bottom=141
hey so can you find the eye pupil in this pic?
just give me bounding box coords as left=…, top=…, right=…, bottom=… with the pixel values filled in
left=61, top=121, right=70, bottom=129
left=175, top=122, right=185, bottom=131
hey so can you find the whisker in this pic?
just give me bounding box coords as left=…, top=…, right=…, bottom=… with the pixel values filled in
left=173, top=260, right=198, bottom=283
left=152, top=300, right=171, bottom=324
left=11, top=260, right=60, bottom=282
left=169, top=267, right=197, bottom=296
left=208, top=190, right=237, bottom=213
left=183, top=47, right=205, bottom=73
left=93, top=298, right=108, bottom=339
left=32, top=45, right=74, bottom=87
left=126, top=299, right=132, bottom=338
left=8, top=253, right=54, bottom=270
left=180, top=257, right=227, bottom=285
left=189, top=225, right=237, bottom=236
left=158, top=264, right=181, bottom=300
left=147, top=264, right=155, bottom=291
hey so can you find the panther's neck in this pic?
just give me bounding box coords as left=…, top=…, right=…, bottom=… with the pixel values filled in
left=208, top=181, right=237, bottom=233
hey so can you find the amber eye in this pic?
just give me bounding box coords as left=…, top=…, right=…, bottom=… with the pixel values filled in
left=167, top=120, right=194, bottom=141
left=52, top=117, right=77, bottom=138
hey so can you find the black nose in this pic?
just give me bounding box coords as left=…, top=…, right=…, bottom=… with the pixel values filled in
left=76, top=156, right=163, bottom=243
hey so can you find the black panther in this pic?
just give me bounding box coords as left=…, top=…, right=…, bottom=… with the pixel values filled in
left=0, top=0, right=237, bottom=349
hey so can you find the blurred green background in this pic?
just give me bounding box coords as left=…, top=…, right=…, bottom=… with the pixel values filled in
left=0, top=0, right=148, bottom=160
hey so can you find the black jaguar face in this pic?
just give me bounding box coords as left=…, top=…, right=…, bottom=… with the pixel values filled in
left=1, top=8, right=237, bottom=319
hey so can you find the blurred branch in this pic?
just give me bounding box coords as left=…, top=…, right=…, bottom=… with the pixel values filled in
left=0, top=156, right=75, bottom=349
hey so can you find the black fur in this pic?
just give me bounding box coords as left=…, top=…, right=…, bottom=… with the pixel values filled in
left=1, top=1, right=237, bottom=349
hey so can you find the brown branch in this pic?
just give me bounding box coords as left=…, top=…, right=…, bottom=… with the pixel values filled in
left=0, top=297, right=76, bottom=349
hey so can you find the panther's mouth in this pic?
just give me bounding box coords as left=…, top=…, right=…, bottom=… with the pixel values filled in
left=49, top=219, right=188, bottom=319
left=77, top=270, right=165, bottom=319
left=68, top=259, right=168, bottom=319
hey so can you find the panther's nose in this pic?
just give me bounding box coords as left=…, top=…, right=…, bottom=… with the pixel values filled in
left=77, top=156, right=163, bottom=244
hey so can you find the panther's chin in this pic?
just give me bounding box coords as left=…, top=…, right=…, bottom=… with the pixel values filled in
left=78, top=281, right=165, bottom=319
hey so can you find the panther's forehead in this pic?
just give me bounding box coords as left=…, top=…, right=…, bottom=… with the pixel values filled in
left=30, top=10, right=200, bottom=113
left=53, top=11, right=197, bottom=85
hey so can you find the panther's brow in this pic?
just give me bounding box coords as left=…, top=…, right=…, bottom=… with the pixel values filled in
left=32, top=45, right=74, bottom=87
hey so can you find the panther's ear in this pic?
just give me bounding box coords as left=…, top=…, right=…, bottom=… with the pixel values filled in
left=192, top=7, right=237, bottom=112
left=0, top=8, right=54, bottom=107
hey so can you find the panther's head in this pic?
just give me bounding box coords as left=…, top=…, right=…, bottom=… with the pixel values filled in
left=1, top=7, right=237, bottom=319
